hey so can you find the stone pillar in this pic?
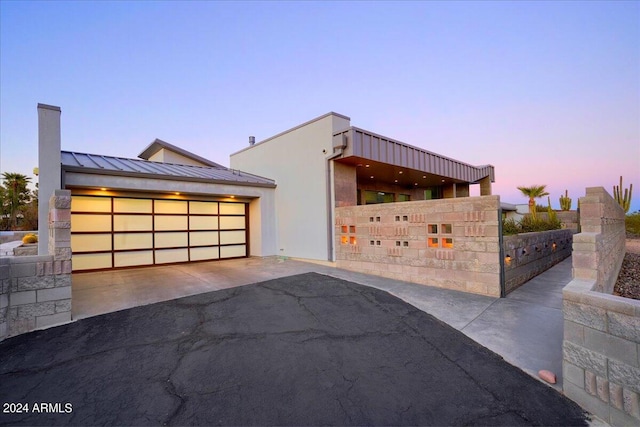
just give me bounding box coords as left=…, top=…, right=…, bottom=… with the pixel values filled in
left=49, top=190, right=72, bottom=263
left=479, top=176, right=492, bottom=196
left=38, top=104, right=62, bottom=255
left=333, top=162, right=357, bottom=207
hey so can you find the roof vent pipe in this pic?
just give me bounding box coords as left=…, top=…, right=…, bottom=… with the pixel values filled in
left=249, top=136, right=255, bottom=146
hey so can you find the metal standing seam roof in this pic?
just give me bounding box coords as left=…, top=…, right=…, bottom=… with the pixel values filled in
left=334, top=127, right=495, bottom=183
left=61, top=151, right=276, bottom=187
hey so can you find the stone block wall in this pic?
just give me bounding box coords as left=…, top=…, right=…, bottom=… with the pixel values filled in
left=335, top=196, right=502, bottom=297
left=0, top=190, right=72, bottom=341
left=503, top=229, right=574, bottom=294
left=562, top=187, right=637, bottom=426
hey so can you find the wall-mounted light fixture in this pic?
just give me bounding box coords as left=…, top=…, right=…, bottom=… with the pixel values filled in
left=505, top=254, right=512, bottom=265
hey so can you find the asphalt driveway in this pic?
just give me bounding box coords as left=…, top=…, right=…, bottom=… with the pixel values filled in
left=1, top=273, right=587, bottom=426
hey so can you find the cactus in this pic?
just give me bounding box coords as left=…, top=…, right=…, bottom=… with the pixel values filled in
left=613, top=176, right=633, bottom=213
left=559, top=190, right=572, bottom=211
left=547, top=196, right=559, bottom=224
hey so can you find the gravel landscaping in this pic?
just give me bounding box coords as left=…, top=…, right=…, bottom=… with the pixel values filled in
left=613, top=237, right=640, bottom=300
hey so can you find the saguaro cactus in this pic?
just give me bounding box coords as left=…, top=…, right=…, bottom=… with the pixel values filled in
left=559, top=190, right=572, bottom=211
left=613, top=176, right=633, bottom=213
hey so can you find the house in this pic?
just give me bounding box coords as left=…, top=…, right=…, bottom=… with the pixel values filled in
left=37, top=105, right=494, bottom=271
left=230, top=112, right=494, bottom=262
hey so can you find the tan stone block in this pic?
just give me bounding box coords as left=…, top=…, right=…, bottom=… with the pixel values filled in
left=466, top=282, right=488, bottom=295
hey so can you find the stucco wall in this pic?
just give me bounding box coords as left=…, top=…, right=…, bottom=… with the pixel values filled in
left=231, top=113, right=351, bottom=261
left=562, top=187, right=637, bottom=426
left=503, top=229, right=574, bottom=294
left=335, top=196, right=502, bottom=297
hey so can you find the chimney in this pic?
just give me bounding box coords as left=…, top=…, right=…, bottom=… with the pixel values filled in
left=37, top=103, right=62, bottom=255
left=249, top=136, right=255, bottom=146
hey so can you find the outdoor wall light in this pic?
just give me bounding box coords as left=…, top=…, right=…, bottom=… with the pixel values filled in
left=552, top=242, right=557, bottom=251
left=365, top=164, right=370, bottom=168
left=399, top=171, right=403, bottom=174
left=505, top=255, right=512, bottom=265
left=100, top=188, right=107, bottom=191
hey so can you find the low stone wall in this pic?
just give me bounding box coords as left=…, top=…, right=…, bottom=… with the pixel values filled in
left=562, top=187, right=637, bottom=426
left=0, top=190, right=72, bottom=341
left=13, top=244, right=38, bottom=256
left=503, top=229, right=574, bottom=294
left=335, top=196, right=502, bottom=297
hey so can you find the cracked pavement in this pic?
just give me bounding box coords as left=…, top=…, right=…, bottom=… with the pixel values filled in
left=0, top=273, right=587, bottom=426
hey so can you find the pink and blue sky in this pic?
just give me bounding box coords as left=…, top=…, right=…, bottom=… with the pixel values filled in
left=1, top=1, right=638, bottom=212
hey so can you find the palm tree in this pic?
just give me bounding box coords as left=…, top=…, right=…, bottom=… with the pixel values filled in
left=1, top=172, right=32, bottom=229
left=517, top=185, right=549, bottom=219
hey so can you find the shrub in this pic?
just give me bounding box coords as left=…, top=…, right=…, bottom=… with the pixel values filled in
left=22, top=233, right=37, bottom=244
left=626, top=212, right=640, bottom=236
left=502, top=215, right=562, bottom=235
left=502, top=218, right=520, bottom=235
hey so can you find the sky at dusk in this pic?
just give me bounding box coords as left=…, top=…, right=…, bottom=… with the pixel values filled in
left=1, top=1, right=638, bottom=212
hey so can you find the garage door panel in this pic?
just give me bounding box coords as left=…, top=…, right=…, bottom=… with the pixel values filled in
left=155, top=248, right=189, bottom=264
left=219, top=203, right=245, bottom=215
left=114, top=233, right=153, bottom=250
left=72, top=196, right=111, bottom=212
left=114, top=198, right=152, bottom=213
left=155, top=200, right=188, bottom=214
left=74, top=253, right=112, bottom=270
left=155, top=216, right=188, bottom=231
left=114, top=251, right=153, bottom=268
left=220, top=230, right=245, bottom=244
left=220, top=245, right=246, bottom=258
left=220, top=216, right=245, bottom=230
left=190, top=201, right=218, bottom=215
left=155, top=232, right=188, bottom=248
left=190, top=247, right=219, bottom=261
left=190, top=231, right=218, bottom=246
left=71, top=214, right=111, bottom=232
left=72, top=234, right=112, bottom=252
left=114, top=215, right=152, bottom=232
left=190, top=216, right=218, bottom=230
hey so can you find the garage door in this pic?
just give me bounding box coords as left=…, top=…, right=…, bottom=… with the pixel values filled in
left=70, top=196, right=247, bottom=271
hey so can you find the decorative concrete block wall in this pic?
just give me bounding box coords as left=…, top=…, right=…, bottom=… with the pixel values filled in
left=503, top=229, right=574, bottom=294
left=335, top=196, right=502, bottom=297
left=562, top=187, right=637, bottom=426
left=0, top=190, right=72, bottom=341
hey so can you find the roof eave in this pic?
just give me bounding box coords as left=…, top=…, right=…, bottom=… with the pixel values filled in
left=61, top=165, right=277, bottom=188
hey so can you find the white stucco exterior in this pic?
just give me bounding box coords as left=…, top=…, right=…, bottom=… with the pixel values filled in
left=230, top=113, right=351, bottom=261
left=147, top=148, right=208, bottom=167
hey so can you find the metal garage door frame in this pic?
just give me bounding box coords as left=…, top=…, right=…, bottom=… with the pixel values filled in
left=70, top=192, right=249, bottom=272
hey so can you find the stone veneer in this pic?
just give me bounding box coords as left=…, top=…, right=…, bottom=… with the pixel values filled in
left=562, top=187, right=638, bottom=426
left=503, top=229, right=574, bottom=294
left=335, top=196, right=502, bottom=297
left=0, top=190, right=72, bottom=341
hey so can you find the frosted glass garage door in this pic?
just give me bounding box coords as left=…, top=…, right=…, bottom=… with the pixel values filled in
left=70, top=196, right=247, bottom=271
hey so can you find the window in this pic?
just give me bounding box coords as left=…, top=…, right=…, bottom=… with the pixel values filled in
left=443, top=238, right=454, bottom=249
left=428, top=237, right=439, bottom=248
left=364, top=190, right=395, bottom=205
left=441, top=224, right=452, bottom=234
left=397, top=194, right=410, bottom=202
left=428, top=224, right=438, bottom=234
